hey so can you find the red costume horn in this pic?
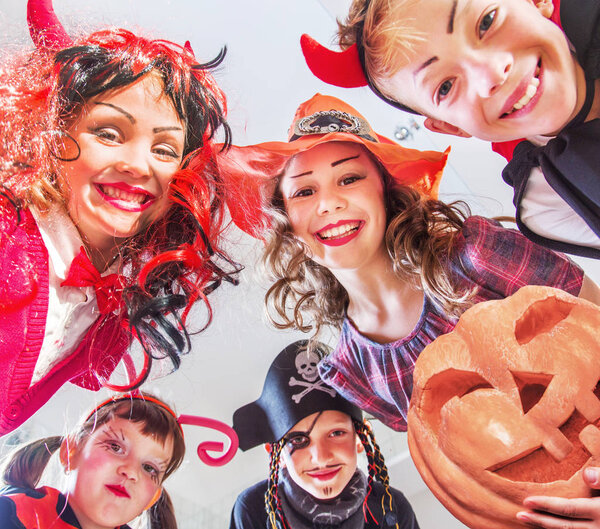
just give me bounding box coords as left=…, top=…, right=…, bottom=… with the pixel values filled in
left=300, top=33, right=367, bottom=88
left=27, top=0, right=72, bottom=49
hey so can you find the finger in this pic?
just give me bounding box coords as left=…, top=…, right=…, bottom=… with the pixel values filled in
left=523, top=496, right=597, bottom=520
left=517, top=510, right=589, bottom=529
left=584, top=467, right=600, bottom=489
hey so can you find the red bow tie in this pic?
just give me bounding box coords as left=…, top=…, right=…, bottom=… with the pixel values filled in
left=61, top=246, right=126, bottom=315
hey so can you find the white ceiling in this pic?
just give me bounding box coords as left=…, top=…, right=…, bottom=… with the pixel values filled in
left=1, top=1, right=599, bottom=528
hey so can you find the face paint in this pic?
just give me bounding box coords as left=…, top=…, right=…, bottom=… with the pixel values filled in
left=284, top=412, right=323, bottom=455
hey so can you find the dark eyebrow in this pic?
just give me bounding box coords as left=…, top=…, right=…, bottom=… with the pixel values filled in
left=331, top=154, right=360, bottom=167
left=153, top=126, right=183, bottom=134
left=288, top=170, right=312, bottom=179
left=95, top=102, right=135, bottom=124
left=414, top=56, right=439, bottom=77
left=447, top=0, right=458, bottom=33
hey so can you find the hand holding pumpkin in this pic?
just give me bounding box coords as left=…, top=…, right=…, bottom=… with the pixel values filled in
left=517, top=467, right=600, bottom=528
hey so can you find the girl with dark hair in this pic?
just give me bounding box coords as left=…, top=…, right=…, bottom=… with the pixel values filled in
left=231, top=340, right=418, bottom=529
left=0, top=393, right=186, bottom=529
left=0, top=0, right=239, bottom=435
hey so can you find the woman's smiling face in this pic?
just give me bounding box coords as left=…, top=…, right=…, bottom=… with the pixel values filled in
left=58, top=73, right=185, bottom=256
left=279, top=141, right=388, bottom=273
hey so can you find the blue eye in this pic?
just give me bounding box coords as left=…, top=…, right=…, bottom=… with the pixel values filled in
left=479, top=9, right=496, bottom=37
left=437, top=79, right=454, bottom=102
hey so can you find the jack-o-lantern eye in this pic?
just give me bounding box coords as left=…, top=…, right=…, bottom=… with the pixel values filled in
left=514, top=297, right=573, bottom=345
left=511, top=371, right=553, bottom=413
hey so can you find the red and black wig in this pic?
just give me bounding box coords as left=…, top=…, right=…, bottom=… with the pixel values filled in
left=0, top=19, right=240, bottom=387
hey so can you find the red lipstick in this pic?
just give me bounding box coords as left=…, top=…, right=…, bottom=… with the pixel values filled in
left=315, top=220, right=364, bottom=247
left=105, top=484, right=130, bottom=498
left=306, top=467, right=341, bottom=481
left=95, top=183, right=156, bottom=212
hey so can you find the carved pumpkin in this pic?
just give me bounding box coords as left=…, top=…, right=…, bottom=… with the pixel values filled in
left=408, top=285, right=600, bottom=529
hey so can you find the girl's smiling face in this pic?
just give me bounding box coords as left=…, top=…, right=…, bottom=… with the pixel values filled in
left=281, top=410, right=361, bottom=500
left=58, top=73, right=185, bottom=258
left=64, top=416, right=174, bottom=529
left=279, top=142, right=388, bottom=273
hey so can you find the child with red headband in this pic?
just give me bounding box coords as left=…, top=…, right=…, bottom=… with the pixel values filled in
left=0, top=0, right=240, bottom=435
left=0, top=393, right=185, bottom=529
left=219, top=93, right=600, bottom=528
left=301, top=0, right=600, bottom=259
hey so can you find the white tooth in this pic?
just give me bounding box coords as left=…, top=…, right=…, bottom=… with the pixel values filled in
left=513, top=102, right=523, bottom=110
left=531, top=76, right=540, bottom=87
left=525, top=83, right=536, bottom=98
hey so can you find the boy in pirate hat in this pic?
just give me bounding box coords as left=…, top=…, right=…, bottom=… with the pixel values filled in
left=230, top=340, right=419, bottom=529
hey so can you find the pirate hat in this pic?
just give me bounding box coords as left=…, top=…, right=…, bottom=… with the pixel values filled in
left=217, top=93, right=448, bottom=236
left=233, top=340, right=362, bottom=451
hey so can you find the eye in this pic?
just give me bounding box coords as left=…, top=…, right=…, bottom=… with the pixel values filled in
left=285, top=433, right=310, bottom=450
left=143, top=463, right=160, bottom=480
left=340, top=174, right=363, bottom=186
left=330, top=429, right=348, bottom=438
left=92, top=127, right=121, bottom=143
left=104, top=440, right=124, bottom=454
left=153, top=144, right=180, bottom=161
left=478, top=9, right=496, bottom=38
left=291, top=188, right=314, bottom=199
left=436, top=79, right=455, bottom=103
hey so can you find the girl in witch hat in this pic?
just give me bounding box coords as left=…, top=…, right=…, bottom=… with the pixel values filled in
left=0, top=0, right=240, bottom=435
left=217, top=92, right=598, bottom=433
left=231, top=340, right=419, bottom=529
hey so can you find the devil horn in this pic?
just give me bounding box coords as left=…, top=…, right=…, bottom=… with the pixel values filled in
left=300, top=33, right=367, bottom=88
left=27, top=0, right=72, bottom=50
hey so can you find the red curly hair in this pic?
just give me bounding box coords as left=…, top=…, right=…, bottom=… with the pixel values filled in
left=0, top=25, right=240, bottom=388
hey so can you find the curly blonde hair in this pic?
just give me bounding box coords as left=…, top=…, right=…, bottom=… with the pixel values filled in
left=262, top=147, right=475, bottom=340
left=338, top=0, right=427, bottom=98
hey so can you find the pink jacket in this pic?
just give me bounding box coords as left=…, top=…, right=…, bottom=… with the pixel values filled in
left=0, top=203, right=130, bottom=435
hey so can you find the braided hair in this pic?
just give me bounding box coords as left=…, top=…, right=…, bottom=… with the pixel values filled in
left=264, top=418, right=400, bottom=529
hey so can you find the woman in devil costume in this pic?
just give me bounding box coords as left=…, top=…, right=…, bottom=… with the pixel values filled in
left=0, top=0, right=239, bottom=435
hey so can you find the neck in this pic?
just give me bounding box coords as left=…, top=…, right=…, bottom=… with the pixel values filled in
left=331, top=251, right=424, bottom=343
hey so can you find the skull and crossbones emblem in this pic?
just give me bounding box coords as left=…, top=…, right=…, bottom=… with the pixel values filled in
left=289, top=350, right=336, bottom=403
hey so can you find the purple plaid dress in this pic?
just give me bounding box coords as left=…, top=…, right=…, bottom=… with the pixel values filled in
left=318, top=216, right=584, bottom=431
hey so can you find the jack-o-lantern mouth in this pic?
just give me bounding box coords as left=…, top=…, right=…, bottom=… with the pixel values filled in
left=490, top=382, right=600, bottom=483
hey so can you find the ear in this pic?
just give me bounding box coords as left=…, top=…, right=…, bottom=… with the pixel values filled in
left=356, top=436, right=364, bottom=454
left=59, top=437, right=77, bottom=472
left=424, top=118, right=472, bottom=138
left=144, top=488, right=163, bottom=511
left=531, top=0, right=554, bottom=18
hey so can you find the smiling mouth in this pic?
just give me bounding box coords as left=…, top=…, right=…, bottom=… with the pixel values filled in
left=501, top=60, right=542, bottom=118
left=317, top=222, right=362, bottom=241
left=105, top=484, right=130, bottom=498
left=95, top=184, right=156, bottom=212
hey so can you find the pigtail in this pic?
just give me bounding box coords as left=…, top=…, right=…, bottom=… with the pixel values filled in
left=353, top=420, right=399, bottom=529
left=1, top=436, right=62, bottom=490
left=264, top=439, right=288, bottom=529
left=147, top=489, right=178, bottom=529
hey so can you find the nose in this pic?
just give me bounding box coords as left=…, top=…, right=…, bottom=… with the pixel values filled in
left=118, top=458, right=139, bottom=482
left=467, top=50, right=512, bottom=97
left=317, top=186, right=346, bottom=216
left=309, top=438, right=333, bottom=465
left=115, top=142, right=151, bottom=179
